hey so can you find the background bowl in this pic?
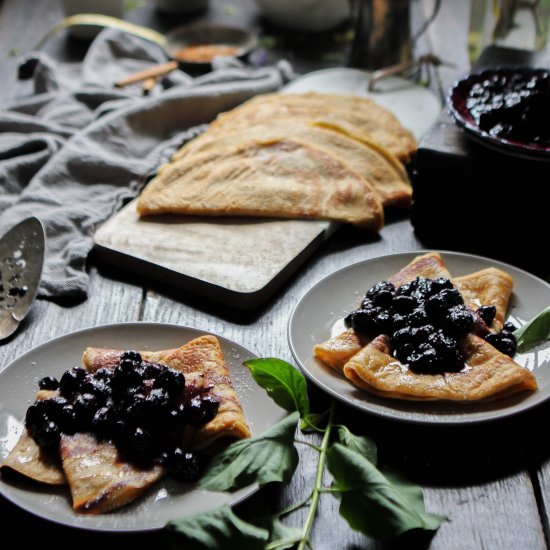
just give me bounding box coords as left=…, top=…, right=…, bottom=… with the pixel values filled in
left=448, top=67, right=550, bottom=161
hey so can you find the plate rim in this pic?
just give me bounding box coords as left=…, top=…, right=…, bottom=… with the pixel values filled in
left=0, top=321, right=278, bottom=532
left=287, top=249, right=550, bottom=426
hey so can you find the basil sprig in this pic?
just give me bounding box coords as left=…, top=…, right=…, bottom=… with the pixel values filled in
left=514, top=305, right=550, bottom=351
left=166, top=359, right=444, bottom=548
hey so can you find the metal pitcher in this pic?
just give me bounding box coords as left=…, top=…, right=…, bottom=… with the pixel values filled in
left=349, top=0, right=412, bottom=69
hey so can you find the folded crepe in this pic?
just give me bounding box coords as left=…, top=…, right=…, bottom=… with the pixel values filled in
left=343, top=333, right=537, bottom=402
left=314, top=252, right=537, bottom=401
left=170, top=121, right=412, bottom=209
left=1, top=390, right=66, bottom=485
left=1, top=335, right=251, bottom=514
left=137, top=137, right=385, bottom=230
left=60, top=433, right=164, bottom=514
left=209, top=92, right=417, bottom=163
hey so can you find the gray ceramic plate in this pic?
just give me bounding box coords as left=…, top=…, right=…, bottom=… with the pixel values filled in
left=288, top=251, right=550, bottom=425
left=0, top=323, right=285, bottom=531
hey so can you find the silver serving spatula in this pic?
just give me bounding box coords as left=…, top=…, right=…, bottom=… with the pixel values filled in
left=0, top=217, right=45, bottom=341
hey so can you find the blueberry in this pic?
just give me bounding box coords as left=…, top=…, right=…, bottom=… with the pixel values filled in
left=121, top=426, right=154, bottom=461
left=111, top=366, right=143, bottom=393
left=80, top=377, right=111, bottom=405
left=25, top=403, right=48, bottom=435
left=445, top=305, right=475, bottom=335
left=425, top=293, right=449, bottom=323
left=120, top=350, right=142, bottom=364
left=165, top=404, right=186, bottom=428
left=503, top=321, right=517, bottom=333
left=153, top=369, right=185, bottom=399
left=42, top=396, right=69, bottom=419
left=394, top=343, right=414, bottom=363
left=395, top=281, right=415, bottom=296
left=439, top=288, right=464, bottom=308
left=139, top=362, right=165, bottom=380
left=344, top=312, right=354, bottom=328
left=411, top=277, right=434, bottom=299
left=477, top=305, right=497, bottom=326
left=93, top=367, right=113, bottom=383
left=391, top=326, right=415, bottom=347
left=59, top=367, right=87, bottom=397
left=393, top=295, right=417, bottom=314
left=431, top=278, right=454, bottom=293
left=366, top=281, right=395, bottom=300
left=349, top=307, right=380, bottom=334
left=73, top=393, right=99, bottom=427
left=186, top=395, right=219, bottom=425
left=428, top=330, right=458, bottom=356
left=43, top=397, right=76, bottom=433
left=485, top=333, right=517, bottom=357
left=35, top=421, right=61, bottom=449
left=92, top=407, right=112, bottom=438
left=164, top=448, right=202, bottom=482
left=418, top=342, right=437, bottom=354
left=407, top=348, right=441, bottom=374
left=119, top=358, right=140, bottom=373
left=147, top=388, right=172, bottom=413
left=38, top=376, right=59, bottom=391
left=374, top=311, right=392, bottom=333
left=408, top=307, right=429, bottom=327
left=127, top=393, right=148, bottom=422
left=390, top=313, right=408, bottom=331
left=409, top=325, right=434, bottom=344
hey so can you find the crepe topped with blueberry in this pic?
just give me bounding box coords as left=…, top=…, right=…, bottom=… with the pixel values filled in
left=314, top=252, right=537, bottom=401
left=1, top=335, right=251, bottom=514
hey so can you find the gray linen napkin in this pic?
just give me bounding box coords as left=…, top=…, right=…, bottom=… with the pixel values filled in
left=0, top=28, right=293, bottom=299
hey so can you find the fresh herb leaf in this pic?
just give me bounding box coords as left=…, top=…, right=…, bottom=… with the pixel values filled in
left=200, top=412, right=300, bottom=491
left=514, top=306, right=550, bottom=351
left=336, top=426, right=378, bottom=465
left=244, top=358, right=309, bottom=417
left=166, top=504, right=268, bottom=549
left=327, top=444, right=445, bottom=539
left=266, top=520, right=303, bottom=550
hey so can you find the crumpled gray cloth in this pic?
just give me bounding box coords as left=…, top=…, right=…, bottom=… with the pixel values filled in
left=0, top=28, right=294, bottom=299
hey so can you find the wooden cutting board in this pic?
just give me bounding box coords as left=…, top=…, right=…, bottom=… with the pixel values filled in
left=93, top=200, right=332, bottom=308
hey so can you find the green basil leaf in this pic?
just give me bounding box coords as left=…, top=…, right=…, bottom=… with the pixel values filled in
left=244, top=358, right=309, bottom=417
left=166, top=504, right=268, bottom=550
left=200, top=412, right=300, bottom=491
left=327, top=444, right=445, bottom=540
left=266, top=520, right=303, bottom=550
left=336, top=426, right=378, bottom=465
left=514, top=306, right=550, bottom=351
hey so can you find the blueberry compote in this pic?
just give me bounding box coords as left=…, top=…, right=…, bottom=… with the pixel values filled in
left=26, top=351, right=219, bottom=482
left=345, top=277, right=517, bottom=374
left=466, top=71, right=550, bottom=146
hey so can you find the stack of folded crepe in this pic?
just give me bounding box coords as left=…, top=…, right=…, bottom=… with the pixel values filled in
left=314, top=253, right=538, bottom=401
left=1, top=335, right=251, bottom=514
left=136, top=92, right=417, bottom=231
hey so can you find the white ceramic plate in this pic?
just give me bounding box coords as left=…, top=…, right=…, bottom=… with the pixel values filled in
left=0, top=323, right=286, bottom=531
left=288, top=251, right=550, bottom=425
left=282, top=67, right=442, bottom=140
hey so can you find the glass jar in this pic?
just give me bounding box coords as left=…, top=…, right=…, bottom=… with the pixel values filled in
left=469, top=0, right=550, bottom=62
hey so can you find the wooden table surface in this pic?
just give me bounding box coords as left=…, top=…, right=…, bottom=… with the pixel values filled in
left=1, top=0, right=550, bottom=548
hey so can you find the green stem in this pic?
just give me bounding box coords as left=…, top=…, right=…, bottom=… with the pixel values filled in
left=297, top=400, right=335, bottom=550
left=279, top=492, right=313, bottom=518
left=295, top=439, right=323, bottom=452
